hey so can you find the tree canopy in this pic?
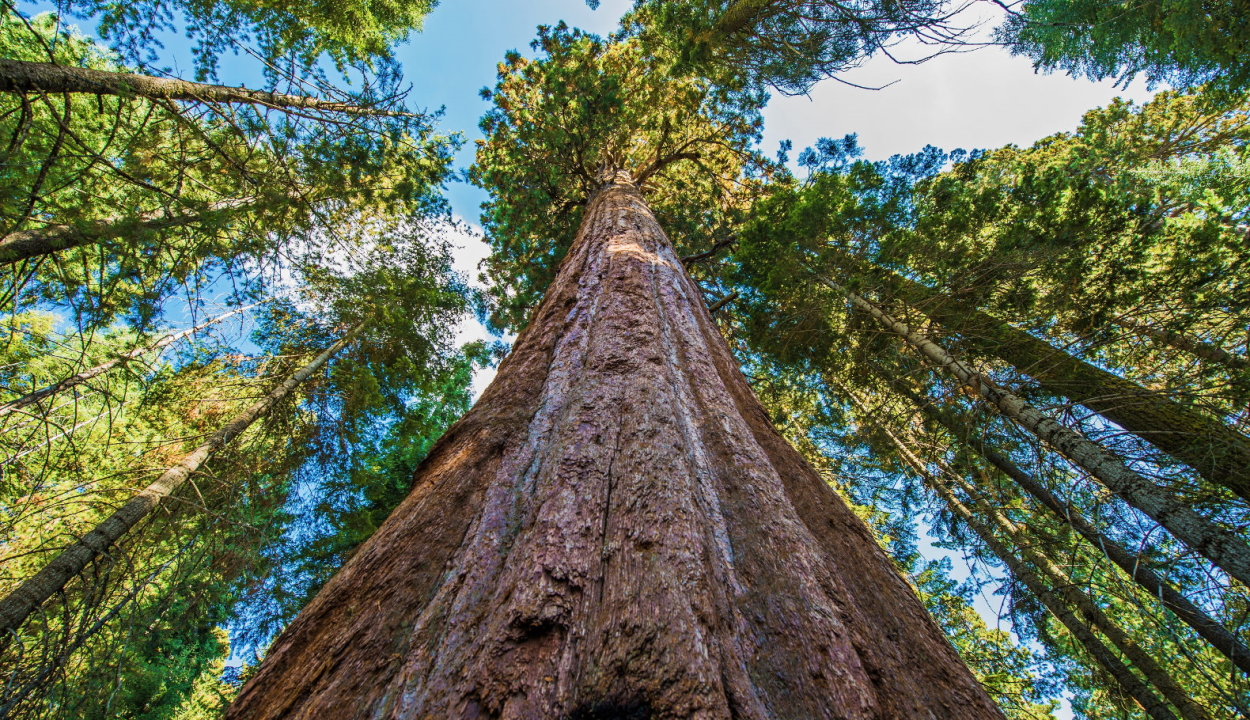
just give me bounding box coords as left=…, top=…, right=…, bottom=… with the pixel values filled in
left=3, top=0, right=1250, bottom=718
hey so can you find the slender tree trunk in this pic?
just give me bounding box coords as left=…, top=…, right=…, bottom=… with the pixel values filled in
left=0, top=299, right=267, bottom=419
left=875, top=422, right=1179, bottom=720
left=936, top=459, right=1212, bottom=720
left=1113, top=317, right=1250, bottom=372
left=0, top=59, right=408, bottom=117
left=831, top=253, right=1250, bottom=501
left=820, top=277, right=1250, bottom=589
left=0, top=212, right=199, bottom=265
left=893, top=383, right=1250, bottom=676
left=224, top=174, right=1002, bottom=720
left=0, top=199, right=252, bottom=266
left=0, top=323, right=364, bottom=635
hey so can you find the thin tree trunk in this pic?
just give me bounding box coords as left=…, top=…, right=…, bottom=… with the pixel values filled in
left=224, top=174, right=1003, bottom=720
left=707, top=290, right=739, bottom=314
left=875, top=421, right=1179, bottom=720
left=0, top=59, right=410, bottom=117
left=0, top=299, right=268, bottom=420
left=936, top=459, right=1212, bottom=720
left=832, top=252, right=1250, bottom=501
left=819, top=276, right=1250, bottom=589
left=894, top=383, right=1250, bottom=676
left=1113, top=317, right=1250, bottom=372
left=0, top=199, right=252, bottom=266
left=0, top=323, right=364, bottom=635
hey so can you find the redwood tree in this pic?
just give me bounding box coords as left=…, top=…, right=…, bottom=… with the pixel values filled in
left=224, top=29, right=1001, bottom=719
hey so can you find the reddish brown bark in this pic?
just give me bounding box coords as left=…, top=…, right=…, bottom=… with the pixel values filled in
left=225, top=175, right=1002, bottom=720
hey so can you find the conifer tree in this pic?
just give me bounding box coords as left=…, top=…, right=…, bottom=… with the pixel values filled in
left=224, top=28, right=1002, bottom=718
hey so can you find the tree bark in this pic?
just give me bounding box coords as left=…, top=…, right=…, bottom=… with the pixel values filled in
left=895, top=384, right=1250, bottom=676
left=224, top=175, right=1002, bottom=720
left=832, top=252, right=1250, bottom=502
left=936, top=459, right=1212, bottom=720
left=877, top=425, right=1179, bottom=720
left=0, top=299, right=266, bottom=419
left=821, top=277, right=1250, bottom=589
left=0, top=200, right=249, bottom=266
left=0, top=323, right=364, bottom=635
left=1112, top=317, right=1250, bottom=372
left=0, top=59, right=408, bottom=117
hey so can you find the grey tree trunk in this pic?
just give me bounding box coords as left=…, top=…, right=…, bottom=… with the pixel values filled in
left=1112, top=317, right=1250, bottom=372
left=880, top=425, right=1179, bottom=720
left=223, top=175, right=1003, bottom=720
left=832, top=252, right=1250, bottom=501
left=0, top=323, right=364, bottom=635
left=0, top=197, right=256, bottom=266
left=0, top=59, right=407, bottom=117
left=821, top=277, right=1250, bottom=588
left=0, top=210, right=204, bottom=265
left=934, top=457, right=1212, bottom=720
left=894, top=384, right=1250, bottom=675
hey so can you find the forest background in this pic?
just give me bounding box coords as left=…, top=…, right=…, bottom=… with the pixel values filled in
left=1, top=0, right=1244, bottom=718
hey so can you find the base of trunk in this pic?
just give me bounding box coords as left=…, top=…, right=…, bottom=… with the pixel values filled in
left=226, top=180, right=1002, bottom=720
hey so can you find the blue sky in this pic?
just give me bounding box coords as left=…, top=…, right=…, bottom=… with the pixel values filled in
left=20, top=1, right=1164, bottom=712
left=386, top=0, right=1155, bottom=420
left=387, top=0, right=1154, bottom=222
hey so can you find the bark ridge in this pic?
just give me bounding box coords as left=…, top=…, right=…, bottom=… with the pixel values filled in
left=226, top=180, right=1001, bottom=720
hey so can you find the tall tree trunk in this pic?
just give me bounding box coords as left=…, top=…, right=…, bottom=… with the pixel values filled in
left=875, top=421, right=1179, bottom=720
left=1112, top=317, right=1250, bottom=372
left=934, top=459, right=1212, bottom=720
left=820, top=276, right=1250, bottom=589
left=892, top=383, right=1250, bottom=676
left=0, top=200, right=250, bottom=266
left=224, top=174, right=1002, bottom=720
left=831, top=252, right=1250, bottom=501
left=0, top=59, right=408, bottom=117
left=0, top=299, right=267, bottom=419
left=0, top=323, right=364, bottom=635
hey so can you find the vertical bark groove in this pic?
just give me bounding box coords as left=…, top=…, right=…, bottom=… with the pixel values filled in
left=226, top=178, right=1002, bottom=719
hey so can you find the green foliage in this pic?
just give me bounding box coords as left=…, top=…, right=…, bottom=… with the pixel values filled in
left=234, top=347, right=479, bottom=648
left=0, top=328, right=316, bottom=718
left=0, top=199, right=474, bottom=717
left=46, top=0, right=437, bottom=78
left=998, top=0, right=1250, bottom=91
left=624, top=0, right=964, bottom=94
left=470, top=23, right=772, bottom=332
left=10, top=1, right=1250, bottom=717
left=914, top=561, right=1061, bottom=720
left=724, top=86, right=1250, bottom=718
left=0, top=13, right=459, bottom=331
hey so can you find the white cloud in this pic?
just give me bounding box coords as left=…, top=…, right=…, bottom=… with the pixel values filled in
left=763, top=9, right=1157, bottom=164
left=443, top=216, right=508, bottom=400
